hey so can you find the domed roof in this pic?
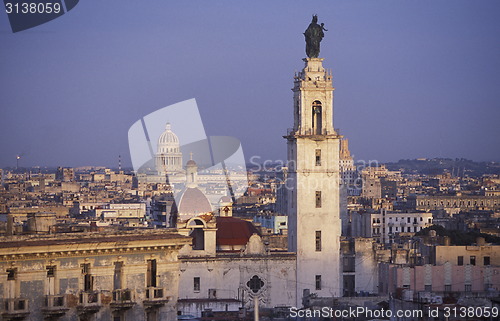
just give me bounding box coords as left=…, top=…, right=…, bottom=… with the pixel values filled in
left=186, top=159, right=197, bottom=166
left=158, top=123, right=179, bottom=146
left=178, top=187, right=212, bottom=215
left=215, top=217, right=260, bottom=246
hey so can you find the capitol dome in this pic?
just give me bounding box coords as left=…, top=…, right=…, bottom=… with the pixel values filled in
left=155, top=123, right=183, bottom=175
left=157, top=123, right=180, bottom=154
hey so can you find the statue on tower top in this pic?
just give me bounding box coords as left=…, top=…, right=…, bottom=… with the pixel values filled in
left=304, top=15, right=327, bottom=58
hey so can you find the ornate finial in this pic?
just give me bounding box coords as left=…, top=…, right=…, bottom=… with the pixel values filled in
left=189, top=152, right=193, bottom=160
left=304, top=15, right=327, bottom=58
left=165, top=122, right=171, bottom=130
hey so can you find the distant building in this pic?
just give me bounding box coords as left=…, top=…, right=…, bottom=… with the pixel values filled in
left=339, top=138, right=359, bottom=195
left=155, top=123, right=183, bottom=176
left=95, top=203, right=146, bottom=227
left=409, top=194, right=500, bottom=215
left=351, top=210, right=433, bottom=243
left=55, top=167, right=74, bottom=182
left=253, top=214, right=288, bottom=235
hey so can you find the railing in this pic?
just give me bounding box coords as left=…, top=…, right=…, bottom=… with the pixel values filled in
left=286, top=128, right=338, bottom=136
left=112, top=289, right=132, bottom=302
left=79, top=291, right=101, bottom=306
left=145, top=287, right=165, bottom=300
left=44, top=295, right=65, bottom=308
left=4, top=298, right=29, bottom=313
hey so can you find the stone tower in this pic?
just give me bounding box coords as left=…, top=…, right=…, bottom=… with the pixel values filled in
left=285, top=57, right=342, bottom=305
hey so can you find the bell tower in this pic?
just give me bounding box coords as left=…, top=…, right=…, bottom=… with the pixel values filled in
left=285, top=56, right=342, bottom=304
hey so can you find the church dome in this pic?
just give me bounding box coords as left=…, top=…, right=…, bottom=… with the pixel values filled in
left=178, top=187, right=212, bottom=216
left=157, top=123, right=180, bottom=154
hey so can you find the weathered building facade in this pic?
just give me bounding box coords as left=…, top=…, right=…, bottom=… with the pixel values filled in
left=0, top=231, right=190, bottom=321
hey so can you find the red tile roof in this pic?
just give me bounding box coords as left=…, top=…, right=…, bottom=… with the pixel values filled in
left=215, top=217, right=259, bottom=246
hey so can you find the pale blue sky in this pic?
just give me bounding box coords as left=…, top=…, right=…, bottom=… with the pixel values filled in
left=1, top=1, right=499, bottom=167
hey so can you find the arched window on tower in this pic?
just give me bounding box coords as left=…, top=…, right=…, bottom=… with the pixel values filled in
left=312, top=100, right=322, bottom=135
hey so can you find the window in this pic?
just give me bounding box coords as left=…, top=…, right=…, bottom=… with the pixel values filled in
left=458, top=256, right=464, bottom=266
left=425, top=285, right=432, bottom=292
left=484, top=256, right=491, bottom=266
left=470, top=256, right=476, bottom=266
left=445, top=285, right=451, bottom=292
left=315, top=275, right=322, bottom=290
left=315, top=191, right=322, bottom=208
left=315, top=231, right=321, bottom=251
left=407, top=217, right=410, bottom=223
left=81, top=263, right=92, bottom=291
left=7, top=268, right=16, bottom=281
left=114, top=262, right=123, bottom=290
left=312, top=101, right=322, bottom=135
left=194, top=277, right=200, bottom=292
left=247, top=275, right=264, bottom=294
left=315, top=149, right=321, bottom=166
left=46, top=266, right=56, bottom=278
left=147, top=259, right=157, bottom=287
left=465, top=284, right=471, bottom=292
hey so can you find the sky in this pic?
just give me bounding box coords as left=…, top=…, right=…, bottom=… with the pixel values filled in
left=1, top=0, right=499, bottom=168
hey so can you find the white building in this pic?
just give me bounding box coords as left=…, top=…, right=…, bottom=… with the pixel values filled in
left=95, top=203, right=146, bottom=226
left=155, top=123, right=183, bottom=176
left=351, top=210, right=434, bottom=243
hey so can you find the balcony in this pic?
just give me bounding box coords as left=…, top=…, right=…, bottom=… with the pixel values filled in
left=110, top=289, right=135, bottom=311
left=77, top=291, right=101, bottom=316
left=144, top=287, right=170, bottom=308
left=2, top=298, right=29, bottom=320
left=41, top=295, right=68, bottom=319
